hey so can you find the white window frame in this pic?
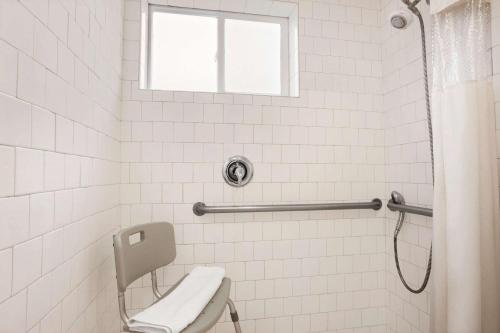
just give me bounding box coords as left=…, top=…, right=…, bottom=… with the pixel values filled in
left=140, top=4, right=290, bottom=96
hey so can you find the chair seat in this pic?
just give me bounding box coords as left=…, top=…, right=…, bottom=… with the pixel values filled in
left=130, top=277, right=231, bottom=333
left=180, top=277, right=231, bottom=333
left=114, top=223, right=239, bottom=333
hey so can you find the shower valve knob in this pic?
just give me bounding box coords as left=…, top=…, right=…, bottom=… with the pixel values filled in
left=223, top=156, right=253, bottom=187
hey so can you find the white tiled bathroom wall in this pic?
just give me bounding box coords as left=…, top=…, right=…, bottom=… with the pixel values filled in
left=0, top=0, right=123, bottom=332
left=120, top=0, right=387, bottom=332
left=1, top=0, right=498, bottom=332
left=381, top=1, right=433, bottom=332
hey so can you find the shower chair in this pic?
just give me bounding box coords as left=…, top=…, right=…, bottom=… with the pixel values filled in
left=113, top=222, right=242, bottom=333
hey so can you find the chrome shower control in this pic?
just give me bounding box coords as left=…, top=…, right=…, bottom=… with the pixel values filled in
left=223, top=156, right=253, bottom=187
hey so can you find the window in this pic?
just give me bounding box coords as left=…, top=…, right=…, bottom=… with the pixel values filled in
left=141, top=5, right=298, bottom=96
left=149, top=11, right=218, bottom=92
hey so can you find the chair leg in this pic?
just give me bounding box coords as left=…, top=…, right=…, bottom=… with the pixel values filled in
left=227, top=298, right=242, bottom=333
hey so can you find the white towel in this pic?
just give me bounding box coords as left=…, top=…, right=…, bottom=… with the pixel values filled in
left=127, top=266, right=225, bottom=333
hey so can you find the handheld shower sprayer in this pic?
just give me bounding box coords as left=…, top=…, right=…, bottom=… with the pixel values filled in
left=389, top=0, right=434, bottom=294
left=390, top=191, right=405, bottom=205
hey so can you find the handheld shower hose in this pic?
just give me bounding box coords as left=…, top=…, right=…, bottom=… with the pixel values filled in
left=393, top=0, right=433, bottom=294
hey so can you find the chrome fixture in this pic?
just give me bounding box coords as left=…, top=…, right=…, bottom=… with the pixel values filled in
left=223, top=156, right=253, bottom=187
left=390, top=10, right=412, bottom=29
left=389, top=0, right=434, bottom=294
left=193, top=199, right=382, bottom=216
left=390, top=191, right=405, bottom=205
left=389, top=190, right=433, bottom=294
left=387, top=192, right=433, bottom=217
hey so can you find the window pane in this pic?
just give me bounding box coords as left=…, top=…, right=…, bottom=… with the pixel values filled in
left=225, top=19, right=282, bottom=95
left=150, top=11, right=217, bottom=92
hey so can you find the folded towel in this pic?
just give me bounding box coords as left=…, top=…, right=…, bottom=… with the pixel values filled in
left=127, top=266, right=225, bottom=333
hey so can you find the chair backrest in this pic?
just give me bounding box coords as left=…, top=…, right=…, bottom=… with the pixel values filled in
left=113, top=222, right=176, bottom=292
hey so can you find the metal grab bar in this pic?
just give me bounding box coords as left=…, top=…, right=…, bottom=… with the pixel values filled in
left=387, top=199, right=433, bottom=217
left=193, top=199, right=383, bottom=216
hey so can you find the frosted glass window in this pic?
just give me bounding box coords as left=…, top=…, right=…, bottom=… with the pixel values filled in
left=143, top=5, right=296, bottom=96
left=149, top=11, right=218, bottom=92
left=225, top=19, right=282, bottom=95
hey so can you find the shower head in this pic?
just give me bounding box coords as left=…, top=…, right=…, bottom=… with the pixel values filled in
left=389, top=10, right=412, bottom=29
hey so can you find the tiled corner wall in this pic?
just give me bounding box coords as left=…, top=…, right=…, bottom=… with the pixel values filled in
left=120, top=0, right=387, bottom=332
left=381, top=1, right=433, bottom=332
left=0, top=0, right=123, bottom=332
left=1, top=0, right=496, bottom=332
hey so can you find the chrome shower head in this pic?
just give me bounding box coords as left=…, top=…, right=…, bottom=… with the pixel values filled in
left=390, top=10, right=412, bottom=29
left=391, top=14, right=407, bottom=29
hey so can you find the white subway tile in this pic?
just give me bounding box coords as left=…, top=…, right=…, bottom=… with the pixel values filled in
left=0, top=196, right=30, bottom=249
left=75, top=2, right=90, bottom=34
left=162, top=183, right=183, bottom=203
left=40, top=303, right=61, bottom=333
left=0, top=0, right=34, bottom=55
left=0, top=248, right=12, bottom=303
left=194, top=243, right=214, bottom=263
left=142, top=142, right=162, bottom=162
left=15, top=148, right=44, bottom=195
left=21, top=0, right=49, bottom=23
left=13, top=237, right=42, bottom=293
left=236, top=280, right=255, bottom=300
left=203, top=103, right=223, bottom=123
left=131, top=122, right=153, bottom=141
left=174, top=123, right=194, bottom=142
left=57, top=42, right=74, bottom=84
left=54, top=190, right=72, bottom=227
left=26, top=272, right=53, bottom=328
left=0, top=290, right=27, bottom=333
left=55, top=116, right=73, bottom=153
left=45, top=70, right=67, bottom=117
left=67, top=19, right=83, bottom=57
left=0, top=92, right=32, bottom=147
left=29, top=192, right=54, bottom=237
left=41, top=228, right=63, bottom=274
left=17, top=54, right=46, bottom=107
left=48, top=0, right=68, bottom=41
left=32, top=106, right=55, bottom=150
left=64, top=155, right=80, bottom=188
left=184, top=103, right=204, bottom=122
left=141, top=183, right=162, bottom=203
left=72, top=122, right=87, bottom=155
left=0, top=40, right=18, bottom=96
left=130, top=164, right=151, bottom=183
left=34, top=20, right=57, bottom=72
left=163, top=102, right=183, bottom=121
left=142, top=102, right=163, bottom=121
left=0, top=146, right=15, bottom=197
left=44, top=151, right=65, bottom=191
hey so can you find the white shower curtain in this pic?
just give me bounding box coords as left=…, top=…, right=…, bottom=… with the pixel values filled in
left=430, top=0, right=491, bottom=15
left=431, top=1, right=500, bottom=332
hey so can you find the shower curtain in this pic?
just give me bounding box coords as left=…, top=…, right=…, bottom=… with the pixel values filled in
left=431, top=1, right=500, bottom=332
left=430, top=0, right=490, bottom=15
